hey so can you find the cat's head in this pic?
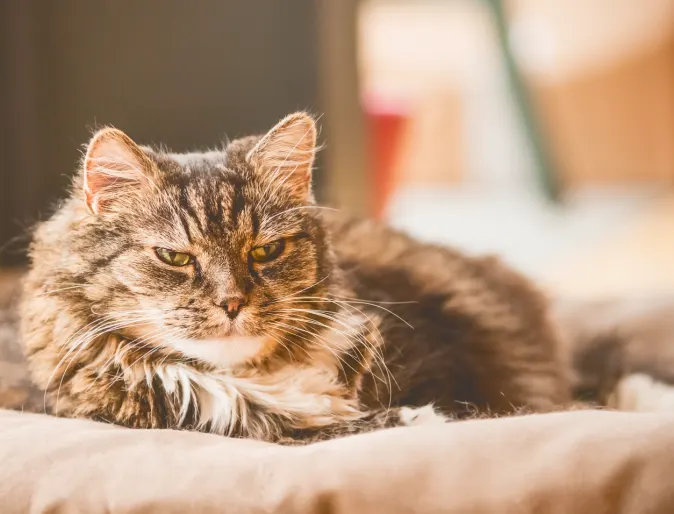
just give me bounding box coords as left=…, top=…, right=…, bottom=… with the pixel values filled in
left=40, top=112, right=341, bottom=368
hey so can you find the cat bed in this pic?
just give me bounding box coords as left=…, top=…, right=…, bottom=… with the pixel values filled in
left=1, top=409, right=674, bottom=513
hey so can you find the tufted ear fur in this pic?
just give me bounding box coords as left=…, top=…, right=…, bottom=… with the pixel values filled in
left=82, top=128, right=157, bottom=215
left=246, top=112, right=317, bottom=202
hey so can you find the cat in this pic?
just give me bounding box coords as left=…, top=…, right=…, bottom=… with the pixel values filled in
left=20, top=112, right=570, bottom=443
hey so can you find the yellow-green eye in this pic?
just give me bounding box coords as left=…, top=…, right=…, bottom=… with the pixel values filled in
left=154, top=248, right=193, bottom=267
left=250, top=239, right=285, bottom=263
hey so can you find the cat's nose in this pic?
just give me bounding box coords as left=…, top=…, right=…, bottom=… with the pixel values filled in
left=218, top=295, right=248, bottom=319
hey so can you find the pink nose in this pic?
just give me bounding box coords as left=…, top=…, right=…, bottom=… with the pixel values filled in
left=220, top=296, right=247, bottom=319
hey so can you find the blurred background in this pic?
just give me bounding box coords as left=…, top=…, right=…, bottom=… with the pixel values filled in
left=1, top=0, right=673, bottom=302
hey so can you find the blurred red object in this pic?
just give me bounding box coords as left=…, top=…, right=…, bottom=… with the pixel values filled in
left=363, top=95, right=409, bottom=218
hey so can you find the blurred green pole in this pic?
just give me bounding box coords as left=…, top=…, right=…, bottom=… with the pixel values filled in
left=485, top=0, right=561, bottom=202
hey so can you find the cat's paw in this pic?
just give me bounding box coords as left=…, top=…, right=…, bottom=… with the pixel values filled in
left=398, top=405, right=449, bottom=426
left=610, top=373, right=674, bottom=412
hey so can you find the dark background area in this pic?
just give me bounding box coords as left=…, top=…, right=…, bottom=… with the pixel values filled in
left=4, top=0, right=669, bottom=298
left=0, top=0, right=333, bottom=265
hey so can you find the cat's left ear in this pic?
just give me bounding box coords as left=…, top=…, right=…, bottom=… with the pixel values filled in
left=82, top=127, right=157, bottom=215
left=246, top=112, right=317, bottom=202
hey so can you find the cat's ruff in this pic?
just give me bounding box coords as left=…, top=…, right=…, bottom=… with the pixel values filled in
left=126, top=348, right=363, bottom=437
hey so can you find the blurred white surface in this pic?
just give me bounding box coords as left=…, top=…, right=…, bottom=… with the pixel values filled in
left=387, top=185, right=662, bottom=281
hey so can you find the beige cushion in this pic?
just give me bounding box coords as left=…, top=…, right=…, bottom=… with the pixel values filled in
left=1, top=409, right=674, bottom=513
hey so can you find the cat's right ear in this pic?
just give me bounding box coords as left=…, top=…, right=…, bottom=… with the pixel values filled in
left=246, top=112, right=317, bottom=203
left=82, top=128, right=156, bottom=215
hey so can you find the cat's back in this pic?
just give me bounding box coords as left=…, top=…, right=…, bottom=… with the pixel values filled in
left=323, top=211, right=571, bottom=414
left=324, top=210, right=545, bottom=312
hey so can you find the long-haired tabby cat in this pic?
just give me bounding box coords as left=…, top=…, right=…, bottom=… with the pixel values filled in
left=21, top=112, right=570, bottom=442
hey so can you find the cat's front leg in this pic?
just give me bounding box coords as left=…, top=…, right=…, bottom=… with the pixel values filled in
left=284, top=404, right=449, bottom=444
left=335, top=404, right=450, bottom=433
left=397, top=404, right=450, bottom=427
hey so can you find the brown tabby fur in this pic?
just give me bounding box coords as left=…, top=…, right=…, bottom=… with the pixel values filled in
left=20, top=112, right=570, bottom=443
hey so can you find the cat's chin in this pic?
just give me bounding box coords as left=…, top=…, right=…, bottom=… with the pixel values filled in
left=171, top=335, right=271, bottom=369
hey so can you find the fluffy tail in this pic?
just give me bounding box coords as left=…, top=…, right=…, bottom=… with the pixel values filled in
left=554, top=296, right=674, bottom=411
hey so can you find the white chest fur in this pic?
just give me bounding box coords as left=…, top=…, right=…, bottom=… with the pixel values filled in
left=124, top=359, right=361, bottom=437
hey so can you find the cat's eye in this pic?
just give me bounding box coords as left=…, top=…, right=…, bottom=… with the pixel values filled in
left=154, top=248, right=194, bottom=267
left=250, top=239, right=285, bottom=263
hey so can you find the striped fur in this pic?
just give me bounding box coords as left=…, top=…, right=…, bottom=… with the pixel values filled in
left=20, top=113, right=569, bottom=442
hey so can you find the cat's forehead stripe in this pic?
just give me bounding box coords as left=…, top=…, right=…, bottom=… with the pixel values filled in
left=168, top=169, right=257, bottom=246
left=177, top=182, right=206, bottom=241
left=229, top=176, right=247, bottom=230
left=155, top=147, right=302, bottom=247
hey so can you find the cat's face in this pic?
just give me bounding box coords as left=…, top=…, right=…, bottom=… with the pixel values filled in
left=66, top=113, right=335, bottom=367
